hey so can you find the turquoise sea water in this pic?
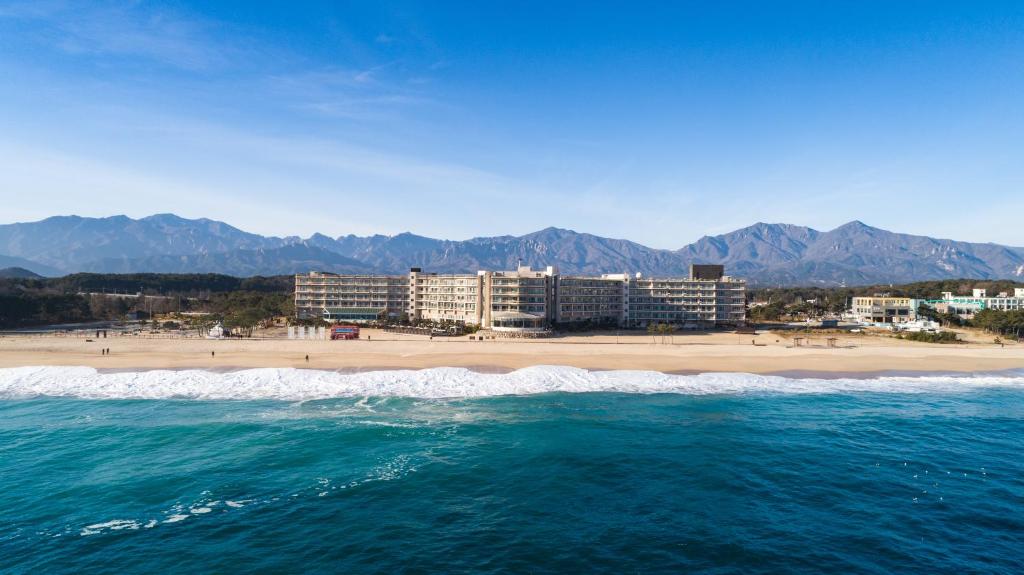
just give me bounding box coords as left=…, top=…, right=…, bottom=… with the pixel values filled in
left=2, top=368, right=1023, bottom=573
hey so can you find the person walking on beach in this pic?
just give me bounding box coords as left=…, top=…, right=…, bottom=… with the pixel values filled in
left=211, top=351, right=215, bottom=358
left=305, top=354, right=309, bottom=362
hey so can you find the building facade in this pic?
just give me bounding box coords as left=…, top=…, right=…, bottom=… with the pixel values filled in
left=296, top=264, right=746, bottom=331
left=482, top=266, right=556, bottom=331
left=554, top=274, right=627, bottom=326
left=407, top=269, right=483, bottom=325
left=850, top=296, right=920, bottom=324
left=928, top=288, right=1024, bottom=318
left=294, top=273, right=409, bottom=322
left=625, top=273, right=747, bottom=328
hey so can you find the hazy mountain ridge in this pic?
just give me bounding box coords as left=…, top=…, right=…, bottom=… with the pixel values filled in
left=79, top=244, right=373, bottom=276
left=0, top=214, right=290, bottom=271
left=1, top=215, right=1022, bottom=285
left=0, top=254, right=63, bottom=277
left=0, top=266, right=44, bottom=279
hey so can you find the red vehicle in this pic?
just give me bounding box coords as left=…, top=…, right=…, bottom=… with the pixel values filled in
left=330, top=325, right=360, bottom=340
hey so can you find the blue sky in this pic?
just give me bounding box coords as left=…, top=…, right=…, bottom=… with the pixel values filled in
left=1, top=1, right=1022, bottom=248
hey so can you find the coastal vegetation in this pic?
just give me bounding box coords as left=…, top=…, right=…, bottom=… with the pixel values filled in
left=0, top=293, right=93, bottom=327
left=749, top=280, right=1024, bottom=339
left=969, top=309, right=1024, bottom=338
left=0, top=273, right=293, bottom=330
left=646, top=323, right=677, bottom=344
left=749, top=279, right=1024, bottom=321
left=898, top=331, right=961, bottom=344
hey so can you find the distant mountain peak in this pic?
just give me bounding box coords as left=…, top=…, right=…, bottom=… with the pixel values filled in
left=1, top=213, right=1022, bottom=285
left=832, top=220, right=878, bottom=232
left=522, top=226, right=577, bottom=239
left=392, top=231, right=430, bottom=239
left=141, top=213, right=189, bottom=222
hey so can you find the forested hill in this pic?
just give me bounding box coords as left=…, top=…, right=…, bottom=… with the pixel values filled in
left=0, top=273, right=293, bottom=329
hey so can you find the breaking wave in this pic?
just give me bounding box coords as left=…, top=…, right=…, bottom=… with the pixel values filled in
left=2, top=366, right=1024, bottom=400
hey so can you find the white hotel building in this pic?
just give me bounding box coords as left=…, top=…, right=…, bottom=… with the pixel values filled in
left=295, top=264, right=746, bottom=332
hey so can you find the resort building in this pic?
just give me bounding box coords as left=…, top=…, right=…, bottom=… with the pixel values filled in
left=925, top=288, right=1024, bottom=319
left=295, top=264, right=746, bottom=332
left=554, top=274, right=628, bottom=326
left=482, top=266, right=557, bottom=332
left=294, top=273, right=408, bottom=322
left=626, top=269, right=747, bottom=329
left=407, top=269, right=483, bottom=325
left=850, top=296, right=921, bottom=325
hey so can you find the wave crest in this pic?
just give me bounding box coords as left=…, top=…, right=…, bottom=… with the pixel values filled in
left=2, top=366, right=1024, bottom=400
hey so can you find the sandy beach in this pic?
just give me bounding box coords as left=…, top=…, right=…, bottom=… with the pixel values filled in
left=1, top=329, right=1021, bottom=374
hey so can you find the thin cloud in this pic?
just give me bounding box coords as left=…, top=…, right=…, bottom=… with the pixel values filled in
left=267, top=65, right=435, bottom=121
left=294, top=95, right=430, bottom=121
left=1, top=2, right=241, bottom=71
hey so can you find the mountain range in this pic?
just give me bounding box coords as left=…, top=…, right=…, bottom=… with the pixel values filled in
left=1, top=214, right=1022, bottom=286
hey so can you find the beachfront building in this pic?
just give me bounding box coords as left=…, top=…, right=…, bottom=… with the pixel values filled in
left=295, top=264, right=746, bottom=332
left=926, top=288, right=1024, bottom=319
left=625, top=266, right=748, bottom=329
left=407, top=269, right=484, bottom=325
left=294, top=272, right=409, bottom=321
left=482, top=266, right=557, bottom=332
left=850, top=296, right=921, bottom=325
left=554, top=274, right=628, bottom=326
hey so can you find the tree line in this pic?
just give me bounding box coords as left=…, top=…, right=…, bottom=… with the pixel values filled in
left=748, top=278, right=1024, bottom=339
left=4, top=273, right=292, bottom=296
left=0, top=273, right=294, bottom=329
left=749, top=279, right=1024, bottom=322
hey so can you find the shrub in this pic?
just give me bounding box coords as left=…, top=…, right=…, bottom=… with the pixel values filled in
left=900, top=331, right=960, bottom=344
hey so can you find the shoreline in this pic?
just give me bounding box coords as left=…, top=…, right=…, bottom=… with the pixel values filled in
left=2, top=328, right=1022, bottom=376
left=57, top=366, right=1021, bottom=381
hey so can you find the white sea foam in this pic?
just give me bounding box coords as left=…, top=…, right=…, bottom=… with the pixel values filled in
left=80, top=519, right=139, bottom=536
left=1, top=366, right=1023, bottom=400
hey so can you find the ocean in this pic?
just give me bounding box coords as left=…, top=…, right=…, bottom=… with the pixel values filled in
left=2, top=366, right=1023, bottom=574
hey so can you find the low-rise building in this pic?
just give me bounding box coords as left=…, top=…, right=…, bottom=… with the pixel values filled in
left=850, top=296, right=920, bottom=324
left=927, top=288, right=1024, bottom=319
